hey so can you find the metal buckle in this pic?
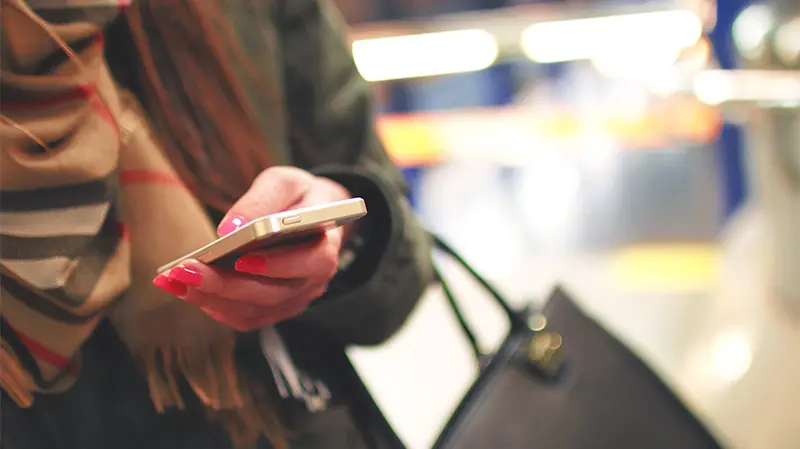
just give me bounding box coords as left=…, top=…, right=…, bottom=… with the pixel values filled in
left=526, top=313, right=564, bottom=379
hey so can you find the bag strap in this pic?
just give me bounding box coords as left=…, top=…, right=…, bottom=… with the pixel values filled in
left=431, top=234, right=527, bottom=362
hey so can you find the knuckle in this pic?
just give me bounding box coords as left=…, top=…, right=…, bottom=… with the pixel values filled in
left=207, top=308, right=256, bottom=331
left=311, top=284, right=328, bottom=300
left=231, top=321, right=255, bottom=332
left=185, top=292, right=206, bottom=306
left=301, top=281, right=328, bottom=302
left=318, top=258, right=339, bottom=281
left=319, top=244, right=340, bottom=276
left=203, top=272, right=226, bottom=296
left=261, top=166, right=312, bottom=194
left=252, top=315, right=280, bottom=328
left=286, top=176, right=314, bottom=198
left=284, top=302, right=311, bottom=320
left=203, top=308, right=228, bottom=324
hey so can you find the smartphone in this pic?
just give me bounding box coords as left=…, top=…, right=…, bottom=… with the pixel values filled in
left=157, top=198, right=367, bottom=273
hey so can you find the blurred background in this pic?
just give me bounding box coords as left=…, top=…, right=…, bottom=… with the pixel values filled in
left=332, top=1, right=800, bottom=448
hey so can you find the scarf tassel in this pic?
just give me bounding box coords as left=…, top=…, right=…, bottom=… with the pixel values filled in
left=0, top=343, right=36, bottom=408
left=139, top=338, right=287, bottom=449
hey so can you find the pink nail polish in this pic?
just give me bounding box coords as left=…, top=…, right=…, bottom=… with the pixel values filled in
left=235, top=255, right=266, bottom=274
left=218, top=215, right=247, bottom=236
left=169, top=266, right=203, bottom=287
left=152, top=275, right=188, bottom=297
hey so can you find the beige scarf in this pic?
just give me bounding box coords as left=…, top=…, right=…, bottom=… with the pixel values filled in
left=0, top=1, right=285, bottom=446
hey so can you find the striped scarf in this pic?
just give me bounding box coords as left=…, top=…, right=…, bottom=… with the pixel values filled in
left=0, top=1, right=285, bottom=447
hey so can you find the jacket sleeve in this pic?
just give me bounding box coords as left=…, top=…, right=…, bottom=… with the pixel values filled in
left=276, top=0, right=434, bottom=346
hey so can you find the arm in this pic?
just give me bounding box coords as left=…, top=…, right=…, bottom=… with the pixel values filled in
left=276, top=0, right=434, bottom=346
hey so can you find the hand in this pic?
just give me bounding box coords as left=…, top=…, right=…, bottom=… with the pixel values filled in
left=152, top=166, right=351, bottom=331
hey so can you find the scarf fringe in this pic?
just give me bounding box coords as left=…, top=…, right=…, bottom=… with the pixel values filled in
left=208, top=396, right=290, bottom=449
left=140, top=336, right=287, bottom=449
left=0, top=334, right=287, bottom=449
left=0, top=342, right=36, bottom=408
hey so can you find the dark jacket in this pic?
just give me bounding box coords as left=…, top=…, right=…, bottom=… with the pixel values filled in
left=1, top=1, right=432, bottom=448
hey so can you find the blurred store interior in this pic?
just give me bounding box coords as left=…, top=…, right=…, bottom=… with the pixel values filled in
left=332, top=0, right=800, bottom=448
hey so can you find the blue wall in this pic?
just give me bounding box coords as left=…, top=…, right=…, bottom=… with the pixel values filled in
left=709, top=0, right=752, bottom=221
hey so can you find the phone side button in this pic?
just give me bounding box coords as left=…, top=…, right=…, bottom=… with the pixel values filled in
left=282, top=216, right=302, bottom=225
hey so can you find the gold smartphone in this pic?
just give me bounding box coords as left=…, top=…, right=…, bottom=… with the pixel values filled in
left=157, top=198, right=367, bottom=273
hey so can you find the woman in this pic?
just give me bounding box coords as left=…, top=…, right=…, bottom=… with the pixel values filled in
left=0, top=1, right=432, bottom=448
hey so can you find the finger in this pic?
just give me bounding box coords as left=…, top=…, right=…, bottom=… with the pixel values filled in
left=202, top=307, right=260, bottom=332
left=187, top=278, right=325, bottom=318
left=209, top=300, right=309, bottom=331
left=191, top=281, right=326, bottom=330
left=234, top=230, right=342, bottom=280
left=292, top=177, right=355, bottom=239
left=184, top=290, right=270, bottom=318
left=165, top=260, right=305, bottom=306
left=219, top=167, right=314, bottom=236
left=152, top=274, right=188, bottom=297
left=190, top=295, right=262, bottom=318
left=236, top=281, right=328, bottom=329
left=291, top=176, right=351, bottom=208
left=239, top=302, right=309, bottom=330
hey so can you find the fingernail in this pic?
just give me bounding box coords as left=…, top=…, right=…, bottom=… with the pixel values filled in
left=153, top=274, right=188, bottom=297
left=168, top=266, right=203, bottom=287
left=235, top=255, right=266, bottom=274
left=218, top=215, right=247, bottom=236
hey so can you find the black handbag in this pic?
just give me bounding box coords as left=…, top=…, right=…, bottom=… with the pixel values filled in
left=428, top=235, right=724, bottom=449
left=337, top=234, right=725, bottom=449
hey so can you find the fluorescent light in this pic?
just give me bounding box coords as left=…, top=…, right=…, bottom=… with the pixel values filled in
left=732, top=4, right=774, bottom=61
left=592, top=42, right=683, bottom=79
left=775, top=18, right=800, bottom=65
left=711, top=330, right=753, bottom=384
left=693, top=70, right=737, bottom=105
left=694, top=70, right=800, bottom=105
left=520, top=10, right=703, bottom=63
left=352, top=30, right=498, bottom=82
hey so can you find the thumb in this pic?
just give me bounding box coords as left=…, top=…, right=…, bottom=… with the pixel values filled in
left=218, top=167, right=314, bottom=236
